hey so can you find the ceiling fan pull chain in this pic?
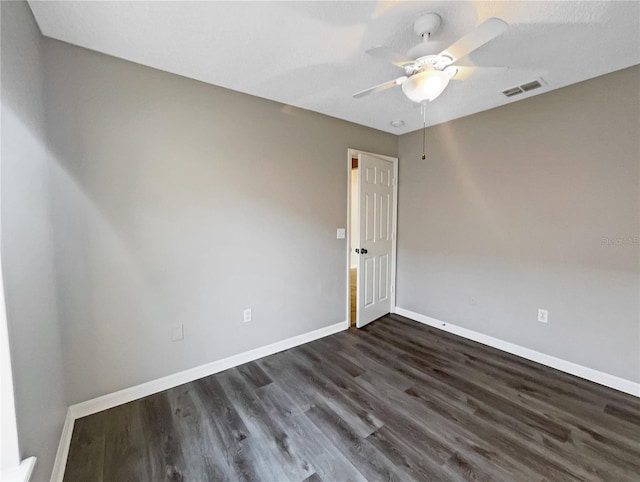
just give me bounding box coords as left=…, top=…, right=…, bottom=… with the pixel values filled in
left=421, top=102, right=427, bottom=160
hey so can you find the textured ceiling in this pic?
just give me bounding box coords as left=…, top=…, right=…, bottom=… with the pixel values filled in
left=29, top=1, right=640, bottom=134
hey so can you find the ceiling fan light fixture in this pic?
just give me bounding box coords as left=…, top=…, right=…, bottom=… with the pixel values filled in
left=443, top=65, right=458, bottom=78
left=401, top=69, right=450, bottom=103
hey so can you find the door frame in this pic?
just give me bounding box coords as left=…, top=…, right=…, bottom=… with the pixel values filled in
left=345, top=148, right=398, bottom=327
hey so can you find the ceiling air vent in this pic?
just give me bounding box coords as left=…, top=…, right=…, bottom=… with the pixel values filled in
left=502, top=86, right=523, bottom=97
left=502, top=79, right=545, bottom=98
left=521, top=80, right=542, bottom=92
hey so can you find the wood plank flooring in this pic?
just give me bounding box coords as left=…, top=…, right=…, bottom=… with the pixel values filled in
left=63, top=314, right=640, bottom=481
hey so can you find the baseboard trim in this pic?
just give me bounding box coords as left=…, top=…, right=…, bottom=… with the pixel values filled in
left=394, top=307, right=640, bottom=397
left=51, top=320, right=348, bottom=481
left=1, top=456, right=36, bottom=482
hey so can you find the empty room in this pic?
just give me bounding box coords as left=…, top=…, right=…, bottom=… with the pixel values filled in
left=1, top=1, right=639, bottom=481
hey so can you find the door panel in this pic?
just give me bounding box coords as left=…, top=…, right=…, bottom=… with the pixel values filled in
left=356, top=153, right=395, bottom=328
left=364, top=257, right=375, bottom=307
left=379, top=168, right=391, bottom=187
left=378, top=254, right=389, bottom=302
left=364, top=191, right=375, bottom=242
left=378, top=193, right=390, bottom=241
left=365, top=166, right=376, bottom=184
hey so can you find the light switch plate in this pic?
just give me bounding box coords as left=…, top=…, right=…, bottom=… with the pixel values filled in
left=538, top=309, right=548, bottom=323
left=337, top=228, right=346, bottom=239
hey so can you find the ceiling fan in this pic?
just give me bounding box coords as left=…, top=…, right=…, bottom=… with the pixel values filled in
left=353, top=13, right=508, bottom=104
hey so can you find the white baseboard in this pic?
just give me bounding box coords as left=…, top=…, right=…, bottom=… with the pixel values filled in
left=51, top=320, right=348, bottom=481
left=394, top=307, right=640, bottom=397
left=1, top=457, right=36, bottom=482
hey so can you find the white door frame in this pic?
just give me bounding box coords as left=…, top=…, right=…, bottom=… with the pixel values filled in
left=345, top=148, right=398, bottom=327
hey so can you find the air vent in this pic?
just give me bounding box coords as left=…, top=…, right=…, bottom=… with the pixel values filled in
left=521, top=80, right=542, bottom=92
left=502, top=79, right=545, bottom=97
left=502, top=86, right=523, bottom=97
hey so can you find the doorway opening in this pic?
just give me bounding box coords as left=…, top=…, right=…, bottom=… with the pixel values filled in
left=346, top=149, right=398, bottom=329
left=349, top=156, right=358, bottom=326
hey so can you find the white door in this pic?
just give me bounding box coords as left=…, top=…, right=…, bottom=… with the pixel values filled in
left=356, top=153, right=395, bottom=328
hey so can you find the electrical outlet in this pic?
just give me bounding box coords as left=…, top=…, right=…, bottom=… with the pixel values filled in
left=538, top=309, right=548, bottom=323
left=243, top=308, right=252, bottom=323
left=171, top=324, right=184, bottom=341
left=336, top=228, right=346, bottom=239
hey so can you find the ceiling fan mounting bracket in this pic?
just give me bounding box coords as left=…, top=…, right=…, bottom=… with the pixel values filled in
left=413, top=13, right=442, bottom=38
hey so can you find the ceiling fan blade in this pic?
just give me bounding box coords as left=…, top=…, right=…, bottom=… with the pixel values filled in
left=447, top=65, right=507, bottom=80
left=366, top=46, right=415, bottom=67
left=439, top=17, right=508, bottom=63
left=353, top=76, right=407, bottom=99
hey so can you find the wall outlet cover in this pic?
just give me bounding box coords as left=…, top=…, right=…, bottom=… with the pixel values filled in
left=336, top=228, right=346, bottom=239
left=243, top=308, right=252, bottom=323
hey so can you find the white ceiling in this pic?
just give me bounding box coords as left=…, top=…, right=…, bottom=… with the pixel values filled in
left=29, top=1, right=640, bottom=134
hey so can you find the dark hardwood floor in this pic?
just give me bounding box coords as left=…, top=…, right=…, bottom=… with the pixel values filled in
left=64, top=314, right=640, bottom=481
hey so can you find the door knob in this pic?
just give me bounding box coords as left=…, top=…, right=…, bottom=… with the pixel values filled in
left=361, top=248, right=368, bottom=254
left=355, top=248, right=360, bottom=254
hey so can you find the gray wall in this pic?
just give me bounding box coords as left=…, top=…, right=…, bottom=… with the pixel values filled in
left=1, top=2, right=67, bottom=480
left=397, top=66, right=640, bottom=382
left=43, top=38, right=397, bottom=405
